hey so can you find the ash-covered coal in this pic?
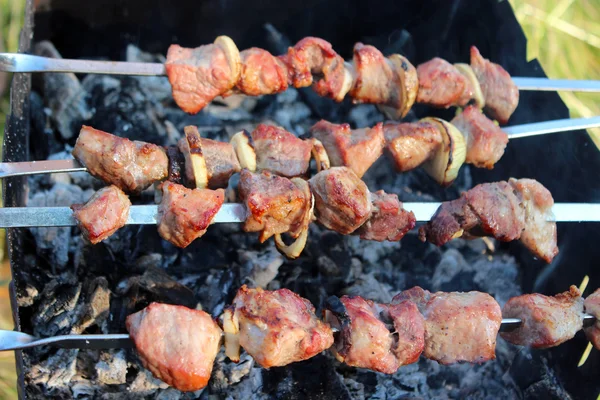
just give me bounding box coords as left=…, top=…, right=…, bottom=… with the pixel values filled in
left=15, top=34, right=573, bottom=400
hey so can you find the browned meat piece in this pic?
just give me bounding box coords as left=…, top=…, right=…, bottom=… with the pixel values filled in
left=450, top=105, right=508, bottom=169
left=416, top=58, right=468, bottom=108
left=509, top=178, right=558, bottom=263
left=392, top=286, right=431, bottom=314
left=126, top=303, right=222, bottom=392
left=308, top=167, right=372, bottom=235
left=383, top=121, right=443, bottom=172
left=584, top=289, right=600, bottom=350
left=324, top=296, right=400, bottom=374
left=222, top=286, right=333, bottom=368
left=157, top=182, right=224, bottom=248
left=71, top=185, right=131, bottom=244
left=183, top=126, right=241, bottom=189
left=73, top=126, right=169, bottom=193
left=470, top=46, right=519, bottom=124
left=356, top=190, right=416, bottom=241
left=279, top=37, right=351, bottom=101
left=251, top=124, right=313, bottom=178
left=501, top=286, right=584, bottom=348
left=418, top=291, right=502, bottom=364
left=238, top=169, right=309, bottom=242
left=166, top=37, right=240, bottom=114
left=236, top=48, right=289, bottom=96
left=349, top=43, right=405, bottom=113
left=419, top=181, right=525, bottom=245
left=387, top=299, right=426, bottom=366
left=310, top=120, right=385, bottom=178
left=166, top=146, right=185, bottom=185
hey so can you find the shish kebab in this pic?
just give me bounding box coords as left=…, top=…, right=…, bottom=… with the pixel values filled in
left=0, top=285, right=597, bottom=392
left=4, top=165, right=600, bottom=263
left=2, top=114, right=600, bottom=187
left=3, top=36, right=600, bottom=123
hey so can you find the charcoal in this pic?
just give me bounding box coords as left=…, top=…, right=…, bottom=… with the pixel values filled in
left=95, top=350, right=127, bottom=385
left=33, top=41, right=92, bottom=140
left=238, top=247, right=284, bottom=288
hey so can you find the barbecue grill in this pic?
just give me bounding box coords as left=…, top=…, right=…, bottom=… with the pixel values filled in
left=3, top=0, right=600, bottom=398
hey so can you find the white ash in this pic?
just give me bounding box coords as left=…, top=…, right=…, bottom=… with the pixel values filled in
left=96, top=350, right=128, bottom=385
left=238, top=246, right=284, bottom=288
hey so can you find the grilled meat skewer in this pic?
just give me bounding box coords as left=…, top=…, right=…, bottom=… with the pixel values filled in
left=0, top=285, right=596, bottom=393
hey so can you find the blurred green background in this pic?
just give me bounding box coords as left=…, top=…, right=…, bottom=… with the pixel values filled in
left=0, top=0, right=598, bottom=398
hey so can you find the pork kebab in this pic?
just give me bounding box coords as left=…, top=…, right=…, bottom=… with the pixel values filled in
left=121, top=284, right=598, bottom=392
left=165, top=36, right=518, bottom=123
left=72, top=106, right=508, bottom=196
left=70, top=166, right=558, bottom=262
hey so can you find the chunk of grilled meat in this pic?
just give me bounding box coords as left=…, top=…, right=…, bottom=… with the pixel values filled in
left=402, top=290, right=502, bottom=364
left=324, top=296, right=402, bottom=374
left=126, top=303, right=222, bottom=392
left=308, top=167, right=372, bottom=235
left=418, top=179, right=558, bottom=262
left=509, top=178, right=558, bottom=262
left=450, top=105, right=508, bottom=169
left=238, top=169, right=310, bottom=242
left=279, top=37, right=351, bottom=101
left=416, top=57, right=470, bottom=108
left=250, top=124, right=313, bottom=178
left=157, top=182, right=224, bottom=248
left=166, top=36, right=241, bottom=114
left=470, top=46, right=519, bottom=124
left=73, top=126, right=168, bottom=193
left=71, top=185, right=131, bottom=244
left=222, top=285, right=333, bottom=368
left=501, top=286, right=584, bottom=348
left=350, top=43, right=406, bottom=114
left=383, top=121, right=443, bottom=172
left=356, top=190, right=416, bottom=242
left=584, top=289, right=600, bottom=350
left=387, top=299, right=426, bottom=366
left=310, top=120, right=385, bottom=178
left=236, top=48, right=289, bottom=96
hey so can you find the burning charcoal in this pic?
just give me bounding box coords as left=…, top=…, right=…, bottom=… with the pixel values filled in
left=33, top=41, right=92, bottom=140
left=238, top=247, right=284, bottom=288
left=126, top=44, right=173, bottom=102
left=95, top=350, right=128, bottom=385
left=28, top=348, right=79, bottom=395
left=76, top=277, right=111, bottom=333
left=28, top=183, right=93, bottom=270
left=32, top=279, right=82, bottom=337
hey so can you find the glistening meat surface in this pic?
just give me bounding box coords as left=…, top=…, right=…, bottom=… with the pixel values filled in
left=308, top=167, right=372, bottom=235
left=71, top=185, right=131, bottom=244
left=470, top=46, right=519, bottom=124
left=450, top=105, right=508, bottom=169
left=224, top=286, right=333, bottom=368
left=383, top=121, right=443, bottom=172
left=157, top=182, right=224, bottom=248
left=251, top=124, right=312, bottom=178
left=356, top=190, right=416, bottom=242
left=310, top=120, right=385, bottom=178
left=236, top=48, right=289, bottom=96
left=126, top=303, right=222, bottom=392
left=238, top=170, right=309, bottom=242
left=416, top=58, right=469, bottom=108
left=72, top=126, right=168, bottom=193
left=500, top=286, right=584, bottom=348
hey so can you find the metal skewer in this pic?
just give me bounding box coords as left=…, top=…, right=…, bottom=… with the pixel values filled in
left=1, top=116, right=599, bottom=180
left=0, top=314, right=594, bottom=351
left=2, top=53, right=600, bottom=92
left=1, top=202, right=599, bottom=229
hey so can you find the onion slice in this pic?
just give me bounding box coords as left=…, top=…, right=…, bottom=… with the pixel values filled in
left=378, top=54, right=418, bottom=119
left=179, top=126, right=209, bottom=189
left=310, top=138, right=331, bottom=173
left=454, top=63, right=485, bottom=109
left=420, top=117, right=467, bottom=186
left=230, top=130, right=257, bottom=172
left=221, top=307, right=241, bottom=362
left=214, top=36, right=242, bottom=86
left=274, top=178, right=315, bottom=259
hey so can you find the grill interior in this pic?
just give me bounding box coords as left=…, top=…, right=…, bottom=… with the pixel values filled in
left=3, top=0, right=600, bottom=398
